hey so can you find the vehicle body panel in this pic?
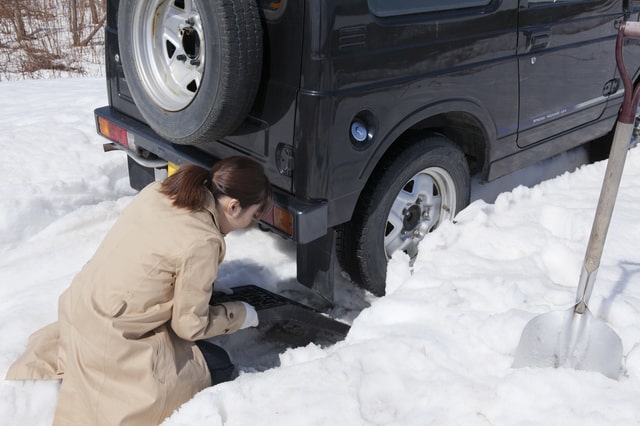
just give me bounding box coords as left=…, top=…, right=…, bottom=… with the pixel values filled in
left=96, top=0, right=640, bottom=297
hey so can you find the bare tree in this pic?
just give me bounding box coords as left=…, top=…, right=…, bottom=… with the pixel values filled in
left=78, top=14, right=106, bottom=47
left=1, top=0, right=107, bottom=79
left=10, top=0, right=30, bottom=41
left=89, top=0, right=99, bottom=24
left=69, top=0, right=79, bottom=45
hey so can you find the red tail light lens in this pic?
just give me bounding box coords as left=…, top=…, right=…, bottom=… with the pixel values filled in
left=98, top=117, right=130, bottom=149
left=262, top=205, right=293, bottom=238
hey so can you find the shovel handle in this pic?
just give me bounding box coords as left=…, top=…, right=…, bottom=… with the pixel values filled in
left=618, top=21, right=640, bottom=123
left=575, top=21, right=640, bottom=313
left=622, top=21, right=640, bottom=39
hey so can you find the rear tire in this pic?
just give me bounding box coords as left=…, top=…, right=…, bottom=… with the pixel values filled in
left=117, top=0, right=262, bottom=145
left=337, top=134, right=470, bottom=296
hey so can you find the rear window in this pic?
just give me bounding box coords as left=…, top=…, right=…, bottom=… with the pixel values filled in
left=368, top=0, right=492, bottom=17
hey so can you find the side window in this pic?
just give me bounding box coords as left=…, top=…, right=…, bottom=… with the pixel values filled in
left=368, top=0, right=492, bottom=17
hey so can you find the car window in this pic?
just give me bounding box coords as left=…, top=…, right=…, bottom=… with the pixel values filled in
left=368, top=0, right=492, bottom=17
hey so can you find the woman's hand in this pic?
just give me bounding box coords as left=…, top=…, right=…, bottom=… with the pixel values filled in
left=239, top=302, right=259, bottom=329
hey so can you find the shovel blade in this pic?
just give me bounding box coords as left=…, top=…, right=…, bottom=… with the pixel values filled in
left=513, top=306, right=622, bottom=379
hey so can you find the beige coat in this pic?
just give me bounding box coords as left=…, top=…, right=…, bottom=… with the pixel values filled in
left=6, top=182, right=248, bottom=425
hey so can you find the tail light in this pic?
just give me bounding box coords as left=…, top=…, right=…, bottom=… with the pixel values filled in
left=262, top=204, right=294, bottom=238
left=97, top=117, right=135, bottom=150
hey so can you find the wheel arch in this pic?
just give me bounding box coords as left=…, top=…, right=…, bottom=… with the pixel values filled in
left=362, top=99, right=494, bottom=186
left=338, top=99, right=494, bottom=226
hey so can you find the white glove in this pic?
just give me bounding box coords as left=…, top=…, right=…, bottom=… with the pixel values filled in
left=239, top=302, right=259, bottom=329
left=213, top=282, right=235, bottom=295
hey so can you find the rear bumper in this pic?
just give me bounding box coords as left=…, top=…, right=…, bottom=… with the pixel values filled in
left=94, top=106, right=328, bottom=244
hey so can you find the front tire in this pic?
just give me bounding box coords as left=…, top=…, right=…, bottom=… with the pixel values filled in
left=337, top=134, right=470, bottom=296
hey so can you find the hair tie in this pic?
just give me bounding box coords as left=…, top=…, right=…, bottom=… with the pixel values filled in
left=207, top=169, right=217, bottom=193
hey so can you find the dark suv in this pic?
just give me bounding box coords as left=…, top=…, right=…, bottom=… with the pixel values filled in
left=95, top=0, right=640, bottom=301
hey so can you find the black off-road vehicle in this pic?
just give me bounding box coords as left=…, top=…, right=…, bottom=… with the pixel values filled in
left=95, top=0, right=640, bottom=301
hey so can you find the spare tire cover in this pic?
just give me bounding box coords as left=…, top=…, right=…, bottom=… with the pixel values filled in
left=117, top=0, right=263, bottom=145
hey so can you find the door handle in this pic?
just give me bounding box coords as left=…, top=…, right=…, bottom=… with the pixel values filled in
left=527, top=31, right=550, bottom=51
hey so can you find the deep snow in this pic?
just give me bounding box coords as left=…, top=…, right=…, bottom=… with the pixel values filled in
left=1, top=78, right=640, bottom=425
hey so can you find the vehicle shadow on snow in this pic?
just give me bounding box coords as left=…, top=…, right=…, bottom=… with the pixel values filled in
left=471, top=143, right=598, bottom=204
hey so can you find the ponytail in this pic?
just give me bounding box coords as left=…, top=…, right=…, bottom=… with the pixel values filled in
left=159, top=164, right=211, bottom=211
left=159, top=157, right=272, bottom=214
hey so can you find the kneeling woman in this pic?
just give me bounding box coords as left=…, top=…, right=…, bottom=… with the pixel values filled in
left=6, top=156, right=272, bottom=425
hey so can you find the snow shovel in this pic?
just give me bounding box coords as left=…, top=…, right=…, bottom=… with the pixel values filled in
left=513, top=21, right=640, bottom=379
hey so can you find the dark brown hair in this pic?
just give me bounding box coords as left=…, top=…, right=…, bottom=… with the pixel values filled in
left=159, top=156, right=272, bottom=214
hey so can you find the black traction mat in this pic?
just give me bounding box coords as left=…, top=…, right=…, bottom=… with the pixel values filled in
left=211, top=285, right=350, bottom=346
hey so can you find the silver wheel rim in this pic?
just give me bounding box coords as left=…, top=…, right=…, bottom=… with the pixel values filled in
left=132, top=0, right=205, bottom=111
left=384, top=166, right=457, bottom=259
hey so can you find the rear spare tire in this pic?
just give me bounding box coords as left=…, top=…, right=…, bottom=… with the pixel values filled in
left=117, top=0, right=262, bottom=145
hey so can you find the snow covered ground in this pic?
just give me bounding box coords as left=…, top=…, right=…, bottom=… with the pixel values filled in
left=1, top=77, right=640, bottom=425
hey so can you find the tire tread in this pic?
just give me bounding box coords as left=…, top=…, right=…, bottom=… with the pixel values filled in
left=337, top=134, right=470, bottom=295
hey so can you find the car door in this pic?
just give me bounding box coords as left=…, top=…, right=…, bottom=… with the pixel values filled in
left=516, top=0, right=622, bottom=148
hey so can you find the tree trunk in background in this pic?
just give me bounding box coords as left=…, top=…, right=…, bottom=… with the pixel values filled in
left=12, top=0, right=28, bottom=41
left=70, top=0, right=79, bottom=46
left=89, top=0, right=99, bottom=24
